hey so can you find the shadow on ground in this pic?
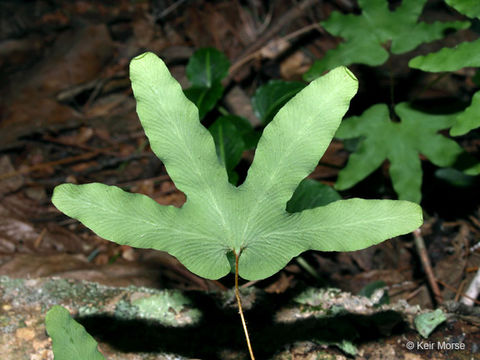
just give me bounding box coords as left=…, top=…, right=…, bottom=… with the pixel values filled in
left=79, top=289, right=407, bottom=359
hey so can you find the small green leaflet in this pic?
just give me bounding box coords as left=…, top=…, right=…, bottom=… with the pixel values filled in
left=186, top=47, right=229, bottom=87
left=209, top=116, right=247, bottom=185
left=208, top=114, right=260, bottom=185
left=52, top=52, right=422, bottom=281
left=46, top=305, right=105, bottom=360
left=451, top=91, right=480, bottom=137
left=414, top=309, right=447, bottom=338
left=445, top=0, right=480, bottom=19
left=214, top=115, right=259, bottom=150
left=409, top=39, right=480, bottom=72
left=335, top=103, right=463, bottom=203
left=304, top=0, right=469, bottom=80
left=286, top=178, right=341, bottom=213
left=435, top=168, right=477, bottom=187
left=184, top=48, right=230, bottom=119
left=251, top=80, right=306, bottom=124
left=184, top=85, right=224, bottom=120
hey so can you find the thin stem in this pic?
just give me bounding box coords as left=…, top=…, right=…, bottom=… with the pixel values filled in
left=389, top=68, right=395, bottom=110
left=386, top=52, right=396, bottom=119
left=234, top=251, right=255, bottom=360
left=410, top=73, right=447, bottom=103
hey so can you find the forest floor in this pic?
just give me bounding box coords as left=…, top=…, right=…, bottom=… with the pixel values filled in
left=0, top=0, right=479, bottom=359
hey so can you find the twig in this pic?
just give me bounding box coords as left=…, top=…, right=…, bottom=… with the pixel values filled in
left=33, top=228, right=47, bottom=248
left=83, top=77, right=108, bottom=110
left=241, top=280, right=259, bottom=288
left=281, top=23, right=322, bottom=43
left=211, top=280, right=228, bottom=291
left=229, top=0, right=318, bottom=77
left=437, top=279, right=480, bottom=306
left=229, top=23, right=321, bottom=76
left=156, top=0, right=188, bottom=21
left=0, top=150, right=105, bottom=181
left=455, top=279, right=467, bottom=303
left=461, top=267, right=480, bottom=306
left=413, top=228, right=443, bottom=304
left=234, top=251, right=255, bottom=360
left=405, top=286, right=423, bottom=301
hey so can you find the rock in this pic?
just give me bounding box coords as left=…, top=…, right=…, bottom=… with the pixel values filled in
left=0, top=276, right=199, bottom=360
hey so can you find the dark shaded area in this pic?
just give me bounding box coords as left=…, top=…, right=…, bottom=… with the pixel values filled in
left=79, top=289, right=406, bottom=359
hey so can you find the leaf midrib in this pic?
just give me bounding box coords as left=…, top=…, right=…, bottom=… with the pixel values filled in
left=240, top=108, right=327, bottom=244
left=148, top=81, right=229, bottom=231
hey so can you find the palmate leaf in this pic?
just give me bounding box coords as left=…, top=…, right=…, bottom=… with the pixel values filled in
left=304, top=0, right=469, bottom=80
left=46, top=305, right=105, bottom=360
left=52, top=52, right=422, bottom=281
left=408, top=0, right=480, bottom=72
left=335, top=103, right=463, bottom=203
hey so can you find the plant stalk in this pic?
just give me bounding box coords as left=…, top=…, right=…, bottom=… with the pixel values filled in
left=234, top=251, right=255, bottom=360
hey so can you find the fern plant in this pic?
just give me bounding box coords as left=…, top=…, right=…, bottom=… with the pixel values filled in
left=302, top=0, right=480, bottom=202
left=334, top=103, right=464, bottom=203
left=409, top=1, right=480, bottom=144
left=304, top=0, right=469, bottom=81
left=51, top=52, right=422, bottom=359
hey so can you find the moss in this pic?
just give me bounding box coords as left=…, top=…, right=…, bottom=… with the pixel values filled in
left=131, top=291, right=201, bottom=326
left=0, top=276, right=25, bottom=291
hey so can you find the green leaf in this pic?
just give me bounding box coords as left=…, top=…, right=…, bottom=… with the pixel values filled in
left=304, top=0, right=469, bottom=80
left=451, top=90, right=480, bottom=136
left=186, top=47, right=230, bottom=87
left=286, top=178, right=341, bottom=213
left=435, top=168, right=477, bottom=187
left=52, top=182, right=180, bottom=249
left=335, top=103, right=463, bottom=203
left=209, top=116, right=247, bottom=184
left=465, top=162, right=480, bottom=175
left=52, top=53, right=423, bottom=281
left=409, top=38, right=480, bottom=72
left=183, top=48, right=230, bottom=119
left=358, top=280, right=389, bottom=305
left=46, top=305, right=105, bottom=360
left=251, top=80, right=306, bottom=124
left=414, top=309, right=446, bottom=338
left=445, top=0, right=480, bottom=19
left=218, top=115, right=259, bottom=149
left=184, top=83, right=224, bottom=120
